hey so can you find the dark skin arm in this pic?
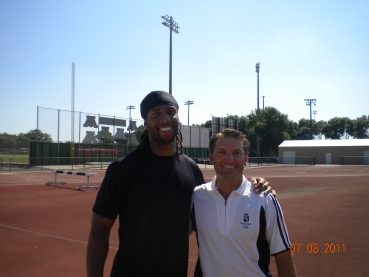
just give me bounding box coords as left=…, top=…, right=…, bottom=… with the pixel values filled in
left=250, top=177, right=276, bottom=196
left=275, top=250, right=297, bottom=277
left=86, top=213, right=115, bottom=277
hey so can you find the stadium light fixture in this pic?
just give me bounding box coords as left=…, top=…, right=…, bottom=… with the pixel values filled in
left=184, top=100, right=194, bottom=126
left=304, top=99, right=317, bottom=139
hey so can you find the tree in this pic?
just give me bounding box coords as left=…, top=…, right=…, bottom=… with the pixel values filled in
left=134, top=124, right=145, bottom=142
left=286, top=120, right=298, bottom=140
left=0, top=133, right=16, bottom=148
left=259, top=107, right=292, bottom=155
left=193, top=109, right=366, bottom=156
left=28, top=129, right=53, bottom=142
left=15, top=133, right=31, bottom=148
left=0, top=129, right=52, bottom=148
left=98, top=136, right=115, bottom=144
left=313, top=120, right=327, bottom=140
left=295, top=119, right=313, bottom=140
left=346, top=115, right=369, bottom=138
left=321, top=117, right=351, bottom=139
left=245, top=107, right=291, bottom=156
left=245, top=111, right=256, bottom=155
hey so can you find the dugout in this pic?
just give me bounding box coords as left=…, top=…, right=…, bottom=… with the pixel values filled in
left=278, top=139, right=369, bottom=165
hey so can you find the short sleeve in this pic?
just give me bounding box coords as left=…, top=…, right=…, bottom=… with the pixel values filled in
left=92, top=161, right=129, bottom=219
left=195, top=165, right=205, bottom=186
left=265, top=195, right=291, bottom=255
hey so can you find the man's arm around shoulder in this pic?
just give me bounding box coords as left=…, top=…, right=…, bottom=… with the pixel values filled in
left=86, top=213, right=115, bottom=277
left=275, top=250, right=297, bottom=277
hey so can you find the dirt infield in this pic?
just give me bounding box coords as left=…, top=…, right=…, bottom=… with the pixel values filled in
left=0, top=165, right=368, bottom=276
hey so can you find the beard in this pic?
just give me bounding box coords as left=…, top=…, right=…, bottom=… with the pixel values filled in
left=147, top=124, right=178, bottom=144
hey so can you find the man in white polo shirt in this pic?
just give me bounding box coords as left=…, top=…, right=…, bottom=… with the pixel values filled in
left=191, top=128, right=297, bottom=277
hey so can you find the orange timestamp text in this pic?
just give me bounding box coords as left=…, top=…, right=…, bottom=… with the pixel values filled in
left=290, top=243, right=346, bottom=254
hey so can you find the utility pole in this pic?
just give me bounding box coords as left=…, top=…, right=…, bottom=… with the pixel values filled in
left=304, top=99, right=316, bottom=139
left=161, top=15, right=179, bottom=95
left=255, top=63, right=260, bottom=162
left=184, top=100, right=194, bottom=126
left=71, top=63, right=75, bottom=164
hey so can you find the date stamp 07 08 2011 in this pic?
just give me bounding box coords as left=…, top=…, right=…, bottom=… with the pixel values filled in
left=290, top=243, right=346, bottom=254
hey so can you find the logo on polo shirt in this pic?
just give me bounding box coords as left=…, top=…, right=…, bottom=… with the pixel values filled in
left=240, top=213, right=252, bottom=229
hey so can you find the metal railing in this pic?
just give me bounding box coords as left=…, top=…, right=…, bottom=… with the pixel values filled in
left=193, top=156, right=280, bottom=169
left=0, top=157, right=119, bottom=172
left=279, top=156, right=316, bottom=165
left=0, top=158, right=29, bottom=172
left=1, top=155, right=322, bottom=172
left=248, top=156, right=279, bottom=166
left=340, top=156, right=369, bottom=166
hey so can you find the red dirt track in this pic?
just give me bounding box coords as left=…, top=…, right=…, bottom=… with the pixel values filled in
left=0, top=165, right=368, bottom=276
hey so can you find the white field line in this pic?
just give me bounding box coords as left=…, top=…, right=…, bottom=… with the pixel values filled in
left=0, top=180, right=99, bottom=187
left=0, top=223, right=199, bottom=263
left=0, top=223, right=117, bottom=250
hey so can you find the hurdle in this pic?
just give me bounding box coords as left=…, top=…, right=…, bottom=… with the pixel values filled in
left=46, top=170, right=98, bottom=191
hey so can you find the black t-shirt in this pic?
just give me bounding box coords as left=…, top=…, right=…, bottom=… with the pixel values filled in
left=93, top=149, right=205, bottom=277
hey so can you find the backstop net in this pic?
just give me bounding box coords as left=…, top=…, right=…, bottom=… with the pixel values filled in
left=34, top=107, right=210, bottom=167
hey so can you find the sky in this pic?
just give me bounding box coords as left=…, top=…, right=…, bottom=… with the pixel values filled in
left=1, top=0, right=368, bottom=139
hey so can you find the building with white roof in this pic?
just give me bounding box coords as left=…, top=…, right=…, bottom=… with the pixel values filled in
left=278, top=139, right=369, bottom=165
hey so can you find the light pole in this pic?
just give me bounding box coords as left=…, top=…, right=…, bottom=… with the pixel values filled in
left=162, top=15, right=179, bottom=95
left=255, top=63, right=260, bottom=160
left=184, top=100, right=194, bottom=126
left=304, top=99, right=316, bottom=139
left=262, top=95, right=265, bottom=109
left=126, top=105, right=135, bottom=146
left=313, top=110, right=317, bottom=121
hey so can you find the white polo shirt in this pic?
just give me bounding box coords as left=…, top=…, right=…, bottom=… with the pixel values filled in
left=191, top=175, right=291, bottom=277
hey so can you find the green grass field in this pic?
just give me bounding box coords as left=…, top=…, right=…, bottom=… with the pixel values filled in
left=0, top=154, right=29, bottom=163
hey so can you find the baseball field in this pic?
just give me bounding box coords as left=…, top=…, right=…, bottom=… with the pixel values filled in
left=0, top=165, right=368, bottom=276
